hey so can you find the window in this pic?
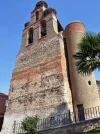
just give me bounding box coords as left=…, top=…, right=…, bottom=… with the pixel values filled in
left=41, top=20, right=47, bottom=37
left=88, top=81, right=91, bottom=85
left=28, top=28, right=33, bottom=44
left=36, top=11, right=39, bottom=21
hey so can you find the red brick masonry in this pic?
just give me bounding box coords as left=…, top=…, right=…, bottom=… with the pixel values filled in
left=0, top=93, right=8, bottom=131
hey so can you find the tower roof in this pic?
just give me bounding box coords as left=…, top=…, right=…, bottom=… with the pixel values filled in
left=35, top=1, right=48, bottom=9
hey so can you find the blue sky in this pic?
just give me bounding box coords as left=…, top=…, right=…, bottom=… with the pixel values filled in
left=0, top=0, right=100, bottom=94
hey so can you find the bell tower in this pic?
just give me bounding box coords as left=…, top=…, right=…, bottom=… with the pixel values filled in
left=21, top=1, right=59, bottom=49
left=2, top=1, right=73, bottom=134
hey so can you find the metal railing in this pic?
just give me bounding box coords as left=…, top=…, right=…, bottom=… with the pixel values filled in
left=38, top=111, right=73, bottom=130
left=13, top=106, right=100, bottom=133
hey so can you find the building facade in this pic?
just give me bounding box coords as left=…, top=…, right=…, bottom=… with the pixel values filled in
left=0, top=93, right=8, bottom=131
left=2, top=1, right=100, bottom=134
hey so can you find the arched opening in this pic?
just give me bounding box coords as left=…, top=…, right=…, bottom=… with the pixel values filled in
left=41, top=20, right=47, bottom=37
left=28, top=28, right=33, bottom=44
left=36, top=11, right=39, bottom=21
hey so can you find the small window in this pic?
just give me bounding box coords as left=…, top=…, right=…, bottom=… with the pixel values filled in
left=36, top=11, right=39, bottom=21
left=88, top=81, right=91, bottom=85
left=28, top=28, right=33, bottom=44
left=41, top=20, right=47, bottom=37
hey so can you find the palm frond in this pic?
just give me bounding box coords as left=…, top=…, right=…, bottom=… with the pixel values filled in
left=73, top=32, right=100, bottom=75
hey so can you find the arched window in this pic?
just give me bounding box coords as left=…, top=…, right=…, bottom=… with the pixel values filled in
left=36, top=11, right=39, bottom=21
left=28, top=28, right=33, bottom=44
left=41, top=20, right=47, bottom=37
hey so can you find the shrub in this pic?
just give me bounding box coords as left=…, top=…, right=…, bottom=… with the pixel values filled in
left=21, top=115, right=39, bottom=134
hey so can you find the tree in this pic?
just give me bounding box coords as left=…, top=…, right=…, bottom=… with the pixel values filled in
left=73, top=32, right=100, bottom=75
left=21, top=116, right=39, bottom=134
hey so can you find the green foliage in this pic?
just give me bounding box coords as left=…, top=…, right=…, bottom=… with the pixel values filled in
left=79, top=129, right=100, bottom=134
left=21, top=115, right=39, bottom=134
left=73, top=32, right=100, bottom=75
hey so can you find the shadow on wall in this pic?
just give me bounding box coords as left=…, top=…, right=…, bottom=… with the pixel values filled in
left=38, top=102, right=73, bottom=130
left=49, top=102, right=69, bottom=116
left=13, top=102, right=72, bottom=134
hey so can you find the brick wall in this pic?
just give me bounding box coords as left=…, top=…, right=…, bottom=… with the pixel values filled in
left=0, top=93, right=8, bottom=131
left=0, top=93, right=8, bottom=115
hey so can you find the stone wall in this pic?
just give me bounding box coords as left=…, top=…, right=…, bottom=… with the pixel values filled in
left=1, top=34, right=73, bottom=134
left=7, top=35, right=72, bottom=115
left=2, top=2, right=73, bottom=133
left=38, top=118, right=100, bottom=134
left=4, top=117, right=99, bottom=134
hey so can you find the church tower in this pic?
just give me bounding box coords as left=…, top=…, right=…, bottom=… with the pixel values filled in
left=2, top=1, right=100, bottom=134
left=2, top=1, right=73, bottom=134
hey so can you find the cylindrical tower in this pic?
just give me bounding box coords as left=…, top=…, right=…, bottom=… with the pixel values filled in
left=65, top=21, right=100, bottom=112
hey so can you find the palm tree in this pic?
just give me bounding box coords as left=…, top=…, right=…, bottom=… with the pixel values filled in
left=73, top=32, right=100, bottom=75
